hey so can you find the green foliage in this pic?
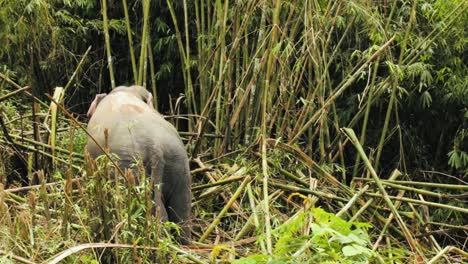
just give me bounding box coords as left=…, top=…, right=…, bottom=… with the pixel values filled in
left=447, top=128, right=468, bottom=171
left=234, top=208, right=375, bottom=264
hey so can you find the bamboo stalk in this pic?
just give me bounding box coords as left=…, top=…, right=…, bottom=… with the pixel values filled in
left=363, top=192, right=468, bottom=214
left=191, top=175, right=244, bottom=191
left=6, top=133, right=83, bottom=159
left=234, top=190, right=282, bottom=242
left=182, top=0, right=196, bottom=115
left=269, top=182, right=348, bottom=202
left=0, top=139, right=81, bottom=170
left=137, top=0, right=150, bottom=86
left=48, top=87, right=64, bottom=168
left=122, top=0, right=138, bottom=83
left=45, top=242, right=208, bottom=264
left=101, top=0, right=115, bottom=88
left=342, top=128, right=422, bottom=256
left=147, top=37, right=158, bottom=110
left=427, top=246, right=468, bottom=264
left=199, top=175, right=252, bottom=243
left=336, top=185, right=370, bottom=217
left=252, top=151, right=308, bottom=187
left=0, top=86, right=31, bottom=102
left=354, top=178, right=468, bottom=190
left=63, top=46, right=92, bottom=93
left=289, top=36, right=396, bottom=144
left=375, top=0, right=424, bottom=172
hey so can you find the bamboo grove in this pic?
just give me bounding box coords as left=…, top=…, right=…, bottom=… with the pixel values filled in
left=0, top=0, right=467, bottom=263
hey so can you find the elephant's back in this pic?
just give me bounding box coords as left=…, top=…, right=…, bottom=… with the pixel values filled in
left=86, top=95, right=184, bottom=159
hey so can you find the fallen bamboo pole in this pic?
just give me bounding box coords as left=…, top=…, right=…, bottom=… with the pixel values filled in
left=199, top=175, right=252, bottom=243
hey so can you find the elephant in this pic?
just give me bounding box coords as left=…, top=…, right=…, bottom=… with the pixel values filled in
left=85, top=85, right=191, bottom=244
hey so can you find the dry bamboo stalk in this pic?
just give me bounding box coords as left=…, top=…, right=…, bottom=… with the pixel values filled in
left=0, top=85, right=31, bottom=102
left=0, top=73, right=48, bottom=108
left=0, top=250, right=36, bottom=264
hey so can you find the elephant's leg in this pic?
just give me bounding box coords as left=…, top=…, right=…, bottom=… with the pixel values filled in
left=151, top=158, right=169, bottom=222
left=163, top=161, right=191, bottom=244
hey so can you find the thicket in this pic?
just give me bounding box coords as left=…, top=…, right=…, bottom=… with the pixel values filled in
left=0, top=0, right=466, bottom=263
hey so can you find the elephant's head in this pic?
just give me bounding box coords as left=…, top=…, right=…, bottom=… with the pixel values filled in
left=87, top=85, right=154, bottom=118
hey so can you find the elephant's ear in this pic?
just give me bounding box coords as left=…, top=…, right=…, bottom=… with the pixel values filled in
left=87, top=93, right=107, bottom=118
left=146, top=93, right=155, bottom=109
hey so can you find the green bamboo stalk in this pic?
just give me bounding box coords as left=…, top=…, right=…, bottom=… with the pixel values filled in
left=369, top=181, right=462, bottom=199
left=342, top=127, right=422, bottom=256
left=266, top=139, right=350, bottom=194
left=166, top=0, right=194, bottom=126
left=427, top=246, right=468, bottom=264
left=199, top=175, right=252, bottom=243
left=234, top=190, right=282, bottom=242
left=370, top=189, right=408, bottom=258
left=191, top=175, right=244, bottom=191
left=349, top=199, right=373, bottom=222
left=261, top=144, right=272, bottom=256
left=137, top=0, right=150, bottom=86
left=374, top=0, right=418, bottom=171
left=182, top=0, right=196, bottom=115
left=289, top=36, right=395, bottom=144
left=101, top=0, right=115, bottom=88
left=122, top=0, right=138, bottom=83
left=269, top=182, right=348, bottom=202
left=336, top=185, right=370, bottom=217
left=252, top=151, right=308, bottom=186
left=213, top=0, right=230, bottom=154
left=427, top=221, right=468, bottom=231
left=351, top=60, right=382, bottom=179
left=147, top=37, right=158, bottom=110
left=363, top=192, right=468, bottom=214
left=354, top=178, right=468, bottom=190
left=63, top=46, right=92, bottom=93
left=403, top=1, right=467, bottom=66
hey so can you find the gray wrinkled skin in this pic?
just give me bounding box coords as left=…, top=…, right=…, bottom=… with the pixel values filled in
left=86, top=85, right=191, bottom=244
